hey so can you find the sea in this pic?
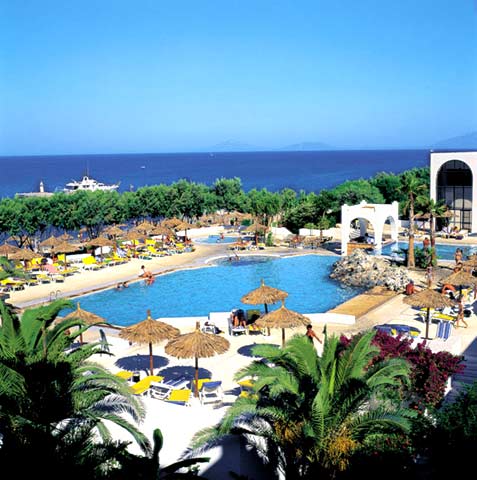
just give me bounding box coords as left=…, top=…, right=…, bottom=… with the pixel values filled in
left=0, top=149, right=429, bottom=199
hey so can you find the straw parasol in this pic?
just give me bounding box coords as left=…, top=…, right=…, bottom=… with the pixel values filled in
left=255, top=300, right=310, bottom=347
left=162, top=217, right=183, bottom=229
left=39, top=235, right=63, bottom=249
left=150, top=225, right=173, bottom=237
left=8, top=248, right=38, bottom=261
left=53, top=241, right=79, bottom=254
left=174, top=221, right=194, bottom=240
left=124, top=230, right=147, bottom=242
left=442, top=269, right=477, bottom=297
left=62, top=302, right=108, bottom=344
left=0, top=243, right=20, bottom=258
left=103, top=225, right=124, bottom=237
left=243, top=222, right=267, bottom=233
left=165, top=321, right=230, bottom=397
left=403, top=288, right=456, bottom=340
left=135, top=220, right=155, bottom=233
left=241, top=279, right=288, bottom=314
left=86, top=237, right=115, bottom=248
left=119, top=310, right=180, bottom=375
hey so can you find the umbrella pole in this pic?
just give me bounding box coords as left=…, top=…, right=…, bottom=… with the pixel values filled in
left=281, top=328, right=286, bottom=348
left=264, top=303, right=270, bottom=336
left=80, top=331, right=84, bottom=345
left=194, top=357, right=199, bottom=398
left=149, top=342, right=154, bottom=376
left=425, top=307, right=431, bottom=340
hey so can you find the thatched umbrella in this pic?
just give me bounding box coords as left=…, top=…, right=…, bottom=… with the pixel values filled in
left=403, top=288, right=456, bottom=340
left=255, top=300, right=310, bottom=347
left=62, top=302, right=108, bottom=344
left=244, top=222, right=268, bottom=246
left=174, top=221, right=194, bottom=241
left=135, top=220, right=155, bottom=233
left=165, top=321, right=230, bottom=397
left=53, top=241, right=79, bottom=254
left=162, top=218, right=183, bottom=229
left=119, top=310, right=180, bottom=375
left=150, top=225, right=173, bottom=237
left=86, top=237, right=115, bottom=248
left=0, top=243, right=20, bottom=258
left=442, top=269, right=477, bottom=298
left=86, top=236, right=116, bottom=258
left=103, top=225, right=124, bottom=237
left=9, top=248, right=38, bottom=261
left=241, top=279, right=288, bottom=314
left=39, top=235, right=63, bottom=249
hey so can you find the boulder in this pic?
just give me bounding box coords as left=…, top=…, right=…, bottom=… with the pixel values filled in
left=330, top=250, right=411, bottom=291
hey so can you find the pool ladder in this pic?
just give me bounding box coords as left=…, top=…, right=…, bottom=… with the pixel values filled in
left=49, top=290, right=62, bottom=302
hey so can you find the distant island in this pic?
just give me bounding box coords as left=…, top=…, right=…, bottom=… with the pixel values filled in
left=207, top=139, right=334, bottom=152
left=433, top=131, right=477, bottom=150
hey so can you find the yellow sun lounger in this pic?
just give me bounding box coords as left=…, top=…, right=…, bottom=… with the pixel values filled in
left=115, top=370, right=134, bottom=381
left=130, top=375, right=164, bottom=395
left=166, top=389, right=192, bottom=406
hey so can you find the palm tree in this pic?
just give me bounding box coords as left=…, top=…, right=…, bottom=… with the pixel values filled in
left=119, top=428, right=210, bottom=479
left=399, top=173, right=427, bottom=268
left=0, top=256, right=30, bottom=282
left=416, top=197, right=448, bottom=266
left=0, top=299, right=150, bottom=478
left=192, top=332, right=415, bottom=478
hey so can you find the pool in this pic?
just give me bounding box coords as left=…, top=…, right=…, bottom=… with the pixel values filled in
left=194, top=235, right=240, bottom=244
left=380, top=241, right=477, bottom=261
left=62, top=254, right=359, bottom=326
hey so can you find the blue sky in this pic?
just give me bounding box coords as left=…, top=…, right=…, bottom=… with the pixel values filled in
left=1, top=0, right=476, bottom=155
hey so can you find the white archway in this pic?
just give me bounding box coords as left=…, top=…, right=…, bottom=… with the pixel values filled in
left=341, top=201, right=399, bottom=256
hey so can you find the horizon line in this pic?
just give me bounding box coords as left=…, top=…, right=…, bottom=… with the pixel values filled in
left=0, top=146, right=437, bottom=158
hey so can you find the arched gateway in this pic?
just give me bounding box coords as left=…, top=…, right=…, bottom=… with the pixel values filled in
left=341, top=201, right=399, bottom=256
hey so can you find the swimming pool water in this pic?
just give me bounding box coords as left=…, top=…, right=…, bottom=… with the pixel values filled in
left=193, top=235, right=240, bottom=244
left=63, top=254, right=358, bottom=326
left=381, top=241, right=477, bottom=261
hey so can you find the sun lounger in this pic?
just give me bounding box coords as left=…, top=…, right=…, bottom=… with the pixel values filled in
left=199, top=381, right=224, bottom=405
left=130, top=375, right=164, bottom=395
left=436, top=320, right=453, bottom=341
left=238, top=378, right=256, bottom=398
left=115, top=370, right=134, bottom=381
left=149, top=376, right=190, bottom=399
left=165, top=388, right=192, bottom=406
left=432, top=312, right=456, bottom=323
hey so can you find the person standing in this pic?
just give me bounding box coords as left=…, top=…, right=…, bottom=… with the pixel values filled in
left=455, top=248, right=463, bottom=265
left=456, top=297, right=468, bottom=328
left=305, top=324, right=322, bottom=344
left=426, top=265, right=433, bottom=288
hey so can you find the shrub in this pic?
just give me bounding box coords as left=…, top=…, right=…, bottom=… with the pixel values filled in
left=340, top=331, right=465, bottom=409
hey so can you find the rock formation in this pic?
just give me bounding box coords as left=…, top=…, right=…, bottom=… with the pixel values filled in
left=330, top=250, right=411, bottom=291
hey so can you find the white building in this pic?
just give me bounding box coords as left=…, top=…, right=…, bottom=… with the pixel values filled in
left=340, top=201, right=399, bottom=256
left=430, top=151, right=476, bottom=233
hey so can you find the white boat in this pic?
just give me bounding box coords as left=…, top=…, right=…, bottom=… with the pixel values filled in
left=63, top=175, right=120, bottom=193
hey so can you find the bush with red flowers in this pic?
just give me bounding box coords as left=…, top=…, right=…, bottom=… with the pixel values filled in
left=340, top=330, right=465, bottom=408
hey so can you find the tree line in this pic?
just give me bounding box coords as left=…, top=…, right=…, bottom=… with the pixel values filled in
left=0, top=168, right=429, bottom=248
